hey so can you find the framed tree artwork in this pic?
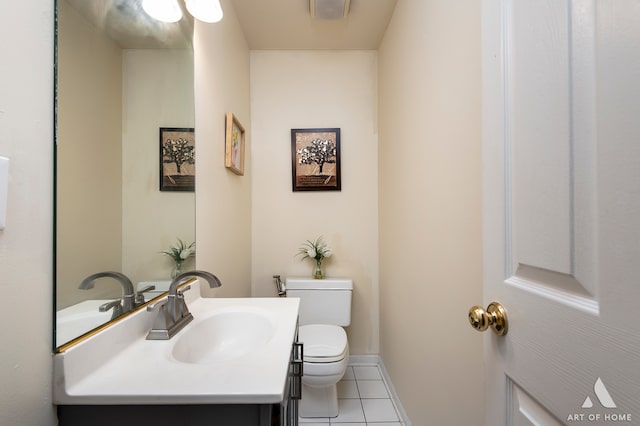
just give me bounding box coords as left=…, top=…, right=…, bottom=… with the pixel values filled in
left=291, top=128, right=341, bottom=191
left=159, top=127, right=195, bottom=192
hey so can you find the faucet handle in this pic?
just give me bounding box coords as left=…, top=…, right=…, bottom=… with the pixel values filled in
left=177, top=284, right=191, bottom=296
left=99, top=300, right=123, bottom=320
left=134, top=285, right=156, bottom=305
left=146, top=298, right=168, bottom=312
left=174, top=285, right=193, bottom=321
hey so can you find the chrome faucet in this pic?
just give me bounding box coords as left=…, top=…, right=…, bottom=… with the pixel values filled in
left=146, top=270, right=222, bottom=340
left=79, top=272, right=137, bottom=314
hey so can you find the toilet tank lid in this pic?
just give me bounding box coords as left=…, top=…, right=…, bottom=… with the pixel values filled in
left=285, top=278, right=353, bottom=290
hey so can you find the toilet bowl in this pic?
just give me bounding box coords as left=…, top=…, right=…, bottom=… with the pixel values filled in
left=285, top=278, right=353, bottom=418
left=299, top=324, right=349, bottom=417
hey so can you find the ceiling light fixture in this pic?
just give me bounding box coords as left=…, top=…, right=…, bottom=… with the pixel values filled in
left=185, top=0, right=224, bottom=23
left=310, top=0, right=351, bottom=20
left=142, top=0, right=183, bottom=23
left=142, top=0, right=223, bottom=24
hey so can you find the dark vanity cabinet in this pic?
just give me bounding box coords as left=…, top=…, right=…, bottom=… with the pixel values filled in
left=57, top=340, right=303, bottom=426
left=278, top=339, right=303, bottom=425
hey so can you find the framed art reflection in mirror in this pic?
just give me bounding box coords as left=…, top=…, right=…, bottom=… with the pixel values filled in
left=160, top=127, right=195, bottom=192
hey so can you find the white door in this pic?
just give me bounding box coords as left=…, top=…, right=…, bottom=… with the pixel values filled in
left=481, top=0, right=640, bottom=424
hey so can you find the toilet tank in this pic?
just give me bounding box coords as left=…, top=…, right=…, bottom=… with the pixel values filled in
left=285, top=278, right=353, bottom=326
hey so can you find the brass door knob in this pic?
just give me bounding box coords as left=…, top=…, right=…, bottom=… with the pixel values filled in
left=468, top=301, right=508, bottom=336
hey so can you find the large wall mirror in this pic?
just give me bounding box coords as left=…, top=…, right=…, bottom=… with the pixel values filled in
left=55, top=0, right=195, bottom=350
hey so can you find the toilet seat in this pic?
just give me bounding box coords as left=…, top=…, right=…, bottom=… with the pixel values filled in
left=299, top=324, right=348, bottom=363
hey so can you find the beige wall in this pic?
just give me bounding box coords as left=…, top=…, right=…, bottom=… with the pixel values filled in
left=0, top=0, right=57, bottom=424
left=250, top=51, right=379, bottom=355
left=56, top=0, right=123, bottom=308
left=194, top=0, right=252, bottom=298
left=122, top=49, right=195, bottom=284
left=378, top=0, right=484, bottom=424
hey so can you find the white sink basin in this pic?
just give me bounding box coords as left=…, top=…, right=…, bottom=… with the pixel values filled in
left=172, top=310, right=275, bottom=364
left=53, top=282, right=300, bottom=405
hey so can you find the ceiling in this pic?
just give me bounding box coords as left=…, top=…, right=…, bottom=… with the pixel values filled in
left=63, top=0, right=397, bottom=50
left=64, top=0, right=193, bottom=49
left=231, top=0, right=398, bottom=50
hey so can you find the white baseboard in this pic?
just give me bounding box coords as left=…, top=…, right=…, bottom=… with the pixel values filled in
left=348, top=354, right=412, bottom=426
left=378, top=357, right=412, bottom=426
left=348, top=354, right=379, bottom=365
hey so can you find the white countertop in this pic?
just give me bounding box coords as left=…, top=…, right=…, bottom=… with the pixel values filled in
left=53, top=281, right=300, bottom=405
left=56, top=300, right=114, bottom=347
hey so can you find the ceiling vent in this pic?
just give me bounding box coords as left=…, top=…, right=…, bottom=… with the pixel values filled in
left=310, top=0, right=351, bottom=20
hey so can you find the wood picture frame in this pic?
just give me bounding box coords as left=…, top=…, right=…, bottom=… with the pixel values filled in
left=291, top=128, right=341, bottom=191
left=225, top=112, right=246, bottom=175
left=159, top=127, right=195, bottom=192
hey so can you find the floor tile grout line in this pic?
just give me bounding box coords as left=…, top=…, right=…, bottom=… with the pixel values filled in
left=355, top=378, right=368, bottom=424
left=368, top=365, right=402, bottom=423
left=301, top=363, right=404, bottom=425
left=374, top=364, right=403, bottom=422
left=354, top=375, right=362, bottom=399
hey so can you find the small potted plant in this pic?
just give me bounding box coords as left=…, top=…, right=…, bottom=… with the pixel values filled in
left=297, top=236, right=332, bottom=279
left=161, top=238, right=195, bottom=278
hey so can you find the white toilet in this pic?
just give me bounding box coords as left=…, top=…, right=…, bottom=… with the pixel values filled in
left=285, top=278, right=353, bottom=418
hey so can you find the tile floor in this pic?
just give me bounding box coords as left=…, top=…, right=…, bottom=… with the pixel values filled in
left=298, top=364, right=404, bottom=425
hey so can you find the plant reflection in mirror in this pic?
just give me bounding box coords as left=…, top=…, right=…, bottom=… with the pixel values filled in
left=161, top=239, right=195, bottom=278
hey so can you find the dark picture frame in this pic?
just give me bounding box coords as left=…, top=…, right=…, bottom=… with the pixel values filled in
left=159, top=127, right=195, bottom=192
left=291, top=128, right=341, bottom=191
